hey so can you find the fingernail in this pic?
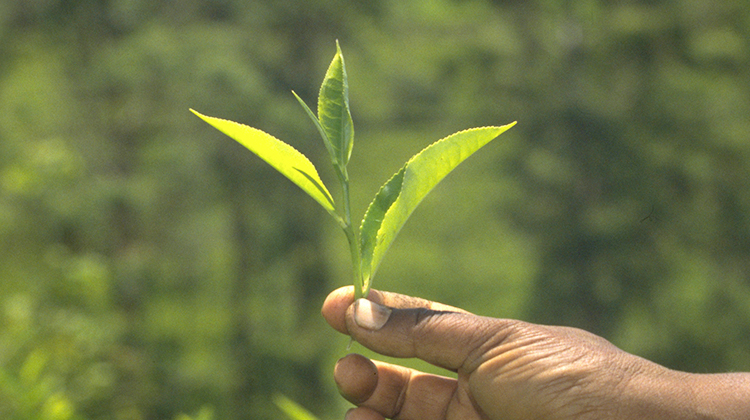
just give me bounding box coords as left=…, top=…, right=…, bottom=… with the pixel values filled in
left=354, top=299, right=391, bottom=331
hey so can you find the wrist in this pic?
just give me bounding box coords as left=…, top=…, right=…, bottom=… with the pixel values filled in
left=686, top=372, right=750, bottom=419
left=617, top=363, right=695, bottom=419
left=613, top=359, right=750, bottom=420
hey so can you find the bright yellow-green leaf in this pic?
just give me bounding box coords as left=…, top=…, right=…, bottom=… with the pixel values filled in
left=272, top=394, right=320, bottom=420
left=359, top=122, right=517, bottom=296
left=190, top=109, right=335, bottom=214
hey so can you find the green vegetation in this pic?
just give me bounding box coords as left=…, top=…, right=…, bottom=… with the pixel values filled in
left=192, top=43, right=515, bottom=298
left=2, top=1, right=750, bottom=419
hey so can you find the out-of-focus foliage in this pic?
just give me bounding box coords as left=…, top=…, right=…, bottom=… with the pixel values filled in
left=1, top=0, right=749, bottom=419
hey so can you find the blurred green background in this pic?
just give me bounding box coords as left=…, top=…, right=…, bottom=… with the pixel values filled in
left=1, top=0, right=749, bottom=419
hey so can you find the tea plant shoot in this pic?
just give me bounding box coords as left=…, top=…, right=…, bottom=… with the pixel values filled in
left=190, top=41, right=516, bottom=299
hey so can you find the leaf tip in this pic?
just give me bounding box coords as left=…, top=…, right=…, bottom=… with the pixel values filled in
left=190, top=109, right=211, bottom=122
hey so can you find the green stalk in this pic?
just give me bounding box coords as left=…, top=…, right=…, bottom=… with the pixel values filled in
left=336, top=166, right=364, bottom=299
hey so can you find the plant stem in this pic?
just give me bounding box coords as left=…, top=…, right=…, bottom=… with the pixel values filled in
left=337, top=166, right=364, bottom=299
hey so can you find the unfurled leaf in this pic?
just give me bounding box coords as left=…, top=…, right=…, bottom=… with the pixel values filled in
left=317, top=40, right=354, bottom=168
left=190, top=109, right=336, bottom=214
left=359, top=122, right=517, bottom=296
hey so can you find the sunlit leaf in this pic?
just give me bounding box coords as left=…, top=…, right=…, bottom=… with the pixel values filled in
left=272, top=394, right=320, bottom=420
left=317, top=40, right=354, bottom=168
left=359, top=122, right=517, bottom=296
left=190, top=109, right=336, bottom=214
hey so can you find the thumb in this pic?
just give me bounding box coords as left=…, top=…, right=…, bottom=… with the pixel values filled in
left=346, top=298, right=508, bottom=372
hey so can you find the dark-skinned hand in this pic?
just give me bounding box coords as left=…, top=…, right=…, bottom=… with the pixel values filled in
left=322, top=286, right=750, bottom=420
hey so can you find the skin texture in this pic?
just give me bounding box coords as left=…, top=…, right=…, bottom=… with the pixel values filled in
left=322, top=286, right=750, bottom=420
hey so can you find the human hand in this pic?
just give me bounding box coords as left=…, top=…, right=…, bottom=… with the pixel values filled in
left=321, top=286, right=750, bottom=420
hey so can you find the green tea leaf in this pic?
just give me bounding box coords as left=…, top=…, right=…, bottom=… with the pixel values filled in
left=272, top=394, right=320, bottom=420
left=292, top=91, right=336, bottom=166
left=359, top=122, right=517, bottom=295
left=317, top=40, right=354, bottom=168
left=190, top=109, right=336, bottom=214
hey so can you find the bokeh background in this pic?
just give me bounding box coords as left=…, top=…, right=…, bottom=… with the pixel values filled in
left=2, top=0, right=750, bottom=419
